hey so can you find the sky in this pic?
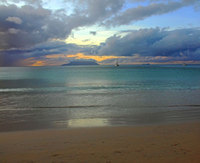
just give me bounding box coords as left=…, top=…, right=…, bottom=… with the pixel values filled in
left=0, top=0, right=200, bottom=66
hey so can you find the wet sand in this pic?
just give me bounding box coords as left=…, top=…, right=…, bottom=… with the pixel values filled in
left=0, top=122, right=200, bottom=163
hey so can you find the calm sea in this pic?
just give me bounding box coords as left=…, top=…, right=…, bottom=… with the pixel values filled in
left=0, top=65, right=200, bottom=131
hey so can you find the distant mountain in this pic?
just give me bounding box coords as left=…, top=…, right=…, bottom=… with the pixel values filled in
left=62, top=60, right=99, bottom=66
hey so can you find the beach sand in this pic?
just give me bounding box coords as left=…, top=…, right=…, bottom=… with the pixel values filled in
left=0, top=122, right=200, bottom=163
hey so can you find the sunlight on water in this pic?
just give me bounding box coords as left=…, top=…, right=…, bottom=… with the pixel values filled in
left=0, top=65, right=200, bottom=131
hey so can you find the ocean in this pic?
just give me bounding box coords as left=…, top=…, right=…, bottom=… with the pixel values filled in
left=0, top=65, right=200, bottom=131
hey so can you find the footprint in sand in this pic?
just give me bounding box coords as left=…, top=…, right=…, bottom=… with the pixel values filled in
left=171, top=143, right=179, bottom=147
left=114, top=150, right=122, bottom=154
left=52, top=153, right=61, bottom=157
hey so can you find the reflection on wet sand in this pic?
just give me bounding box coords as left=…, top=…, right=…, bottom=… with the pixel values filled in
left=66, top=118, right=109, bottom=128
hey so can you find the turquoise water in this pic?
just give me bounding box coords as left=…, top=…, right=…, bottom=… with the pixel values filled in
left=0, top=65, right=200, bottom=131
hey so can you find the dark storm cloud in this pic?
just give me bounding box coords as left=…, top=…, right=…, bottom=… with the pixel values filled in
left=0, top=41, right=64, bottom=66
left=0, top=4, right=71, bottom=50
left=106, top=0, right=200, bottom=26
left=0, top=41, right=95, bottom=66
left=98, top=28, right=200, bottom=61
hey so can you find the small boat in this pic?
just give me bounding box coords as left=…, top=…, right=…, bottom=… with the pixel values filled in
left=115, top=59, right=119, bottom=67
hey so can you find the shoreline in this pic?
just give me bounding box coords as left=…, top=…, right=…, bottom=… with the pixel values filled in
left=1, top=119, right=200, bottom=133
left=0, top=122, right=200, bottom=162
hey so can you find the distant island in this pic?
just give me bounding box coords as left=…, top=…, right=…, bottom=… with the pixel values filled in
left=62, top=60, right=99, bottom=66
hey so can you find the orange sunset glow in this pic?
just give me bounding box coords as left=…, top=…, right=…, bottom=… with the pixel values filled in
left=31, top=61, right=46, bottom=66
left=45, top=53, right=125, bottom=62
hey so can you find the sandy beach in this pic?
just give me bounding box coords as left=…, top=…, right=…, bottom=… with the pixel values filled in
left=0, top=122, right=200, bottom=163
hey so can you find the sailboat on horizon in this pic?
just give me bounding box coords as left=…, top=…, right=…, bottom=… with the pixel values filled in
left=115, top=59, right=119, bottom=67
left=182, top=48, right=189, bottom=66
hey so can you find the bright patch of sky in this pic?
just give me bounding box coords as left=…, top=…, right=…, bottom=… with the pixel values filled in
left=66, top=28, right=114, bottom=46
left=66, top=24, right=142, bottom=45
left=42, top=0, right=74, bottom=14
left=43, top=0, right=65, bottom=10
left=0, top=0, right=24, bottom=6
left=133, top=6, right=200, bottom=29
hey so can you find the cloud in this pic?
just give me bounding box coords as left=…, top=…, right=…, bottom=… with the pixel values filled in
left=105, top=0, right=200, bottom=26
left=6, top=16, right=22, bottom=24
left=1, top=0, right=43, bottom=6
left=66, top=0, right=124, bottom=29
left=8, top=28, right=20, bottom=34
left=0, top=41, right=68, bottom=66
left=0, top=4, right=72, bottom=50
left=90, top=31, right=97, bottom=35
left=0, top=40, right=97, bottom=66
left=97, top=27, right=200, bottom=62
